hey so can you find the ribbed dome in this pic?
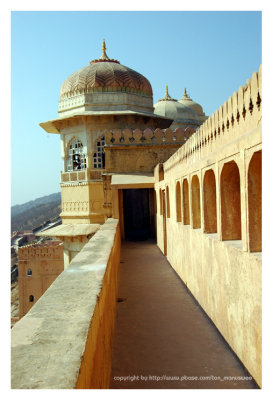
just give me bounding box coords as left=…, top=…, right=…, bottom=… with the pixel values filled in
left=60, top=41, right=152, bottom=100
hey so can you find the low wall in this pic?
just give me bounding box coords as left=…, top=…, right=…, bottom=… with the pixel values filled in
left=11, top=218, right=121, bottom=389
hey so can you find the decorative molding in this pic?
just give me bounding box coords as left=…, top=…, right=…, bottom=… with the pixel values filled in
left=62, top=201, right=89, bottom=213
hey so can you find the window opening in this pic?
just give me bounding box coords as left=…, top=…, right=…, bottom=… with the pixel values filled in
left=93, top=136, right=105, bottom=169
left=66, top=138, right=86, bottom=171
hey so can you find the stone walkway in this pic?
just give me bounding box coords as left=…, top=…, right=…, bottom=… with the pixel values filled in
left=110, top=240, right=257, bottom=389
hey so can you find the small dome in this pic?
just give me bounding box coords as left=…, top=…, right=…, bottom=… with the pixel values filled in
left=60, top=40, right=152, bottom=100
left=154, top=86, right=207, bottom=129
left=179, top=89, right=206, bottom=119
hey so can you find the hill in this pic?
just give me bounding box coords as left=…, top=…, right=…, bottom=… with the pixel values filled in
left=11, top=192, right=61, bottom=232
left=11, top=193, right=61, bottom=217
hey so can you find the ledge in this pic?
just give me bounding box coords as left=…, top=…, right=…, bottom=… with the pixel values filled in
left=11, top=218, right=119, bottom=389
left=38, top=223, right=100, bottom=238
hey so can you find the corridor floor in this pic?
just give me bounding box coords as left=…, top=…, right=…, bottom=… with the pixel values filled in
left=110, top=240, right=257, bottom=389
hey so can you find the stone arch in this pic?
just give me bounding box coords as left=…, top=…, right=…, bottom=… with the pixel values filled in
left=159, top=164, right=164, bottom=181
left=203, top=169, right=217, bottom=233
left=220, top=161, right=241, bottom=240
left=166, top=186, right=170, bottom=218
left=248, top=150, right=262, bottom=252
left=183, top=178, right=190, bottom=225
left=176, top=181, right=181, bottom=222
left=191, top=175, right=201, bottom=228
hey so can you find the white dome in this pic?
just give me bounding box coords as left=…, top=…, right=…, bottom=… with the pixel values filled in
left=179, top=89, right=207, bottom=121
left=154, top=86, right=208, bottom=129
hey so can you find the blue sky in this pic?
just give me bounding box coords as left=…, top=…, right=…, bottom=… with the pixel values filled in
left=11, top=11, right=262, bottom=206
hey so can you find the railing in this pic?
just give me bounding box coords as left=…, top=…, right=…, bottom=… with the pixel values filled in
left=60, top=168, right=106, bottom=183
left=11, top=218, right=121, bottom=389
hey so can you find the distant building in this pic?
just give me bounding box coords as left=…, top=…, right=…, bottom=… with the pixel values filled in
left=18, top=241, right=64, bottom=318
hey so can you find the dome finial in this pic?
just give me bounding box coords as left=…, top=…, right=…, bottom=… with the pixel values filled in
left=158, top=85, right=177, bottom=102
left=102, top=39, right=106, bottom=54
left=181, top=87, right=191, bottom=100
left=100, top=38, right=110, bottom=60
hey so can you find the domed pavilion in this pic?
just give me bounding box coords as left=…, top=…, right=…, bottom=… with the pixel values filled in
left=39, top=40, right=208, bottom=247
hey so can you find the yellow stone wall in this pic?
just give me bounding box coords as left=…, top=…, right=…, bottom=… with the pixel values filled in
left=105, top=127, right=194, bottom=173
left=75, top=222, right=121, bottom=388
left=60, top=181, right=105, bottom=224
left=155, top=66, right=262, bottom=386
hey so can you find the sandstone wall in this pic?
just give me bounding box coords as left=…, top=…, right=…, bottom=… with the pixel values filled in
left=105, top=127, right=195, bottom=173
left=154, top=66, right=262, bottom=386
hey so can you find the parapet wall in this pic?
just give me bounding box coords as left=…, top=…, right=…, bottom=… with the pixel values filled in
left=18, top=242, right=64, bottom=260
left=105, top=127, right=195, bottom=174
left=105, top=126, right=195, bottom=146
left=162, top=65, right=262, bottom=172
left=11, top=218, right=121, bottom=389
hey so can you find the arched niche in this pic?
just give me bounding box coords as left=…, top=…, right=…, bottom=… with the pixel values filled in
left=248, top=150, right=262, bottom=252
left=183, top=179, right=190, bottom=225
left=176, top=181, right=182, bottom=222
left=220, top=161, right=241, bottom=240
left=159, top=164, right=164, bottom=182
left=191, top=175, right=201, bottom=229
left=166, top=186, right=170, bottom=218
left=203, top=169, right=217, bottom=233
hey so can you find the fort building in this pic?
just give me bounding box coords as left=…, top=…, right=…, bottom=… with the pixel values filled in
left=18, top=241, right=64, bottom=318
left=11, top=40, right=262, bottom=389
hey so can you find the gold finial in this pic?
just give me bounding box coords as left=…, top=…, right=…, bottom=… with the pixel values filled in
left=165, top=85, right=169, bottom=97
left=184, top=88, right=187, bottom=95
left=102, top=39, right=106, bottom=54
left=90, top=39, right=120, bottom=64
left=100, top=38, right=109, bottom=60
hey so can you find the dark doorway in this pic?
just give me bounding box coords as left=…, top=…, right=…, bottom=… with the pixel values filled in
left=123, top=189, right=151, bottom=240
